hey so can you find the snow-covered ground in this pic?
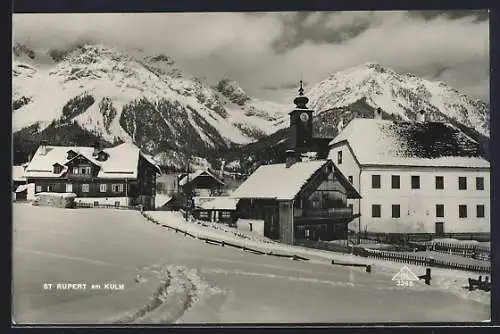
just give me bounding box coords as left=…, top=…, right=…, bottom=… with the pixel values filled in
left=13, top=204, right=490, bottom=324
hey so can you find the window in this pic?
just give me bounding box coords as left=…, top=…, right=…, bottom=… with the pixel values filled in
left=111, top=184, right=123, bottom=192
left=435, top=176, right=444, bottom=190
left=66, top=184, right=73, bottom=192
left=371, top=175, right=381, bottom=189
left=392, top=205, right=400, bottom=218
left=82, top=184, right=90, bottom=193
left=459, top=177, right=467, bottom=190
left=459, top=205, right=467, bottom=218
left=476, top=177, right=484, bottom=190
left=436, top=204, right=444, bottom=218
left=411, top=175, right=420, bottom=189
left=53, top=165, right=62, bottom=174
left=337, top=151, right=342, bottom=164
left=391, top=175, right=400, bottom=189
left=199, top=211, right=209, bottom=219
left=348, top=204, right=353, bottom=211
left=36, top=185, right=42, bottom=192
left=81, top=167, right=91, bottom=175
left=72, top=167, right=79, bottom=174
left=221, top=211, right=231, bottom=218
left=348, top=176, right=353, bottom=183
left=477, top=205, right=485, bottom=218
left=372, top=204, right=381, bottom=218
left=100, top=184, right=107, bottom=192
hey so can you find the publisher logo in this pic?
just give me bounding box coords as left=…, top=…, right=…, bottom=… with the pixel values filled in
left=392, top=265, right=419, bottom=287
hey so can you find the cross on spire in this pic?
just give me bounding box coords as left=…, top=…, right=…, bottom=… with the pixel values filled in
left=298, top=80, right=304, bottom=96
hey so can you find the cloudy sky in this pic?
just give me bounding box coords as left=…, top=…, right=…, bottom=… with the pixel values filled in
left=13, top=11, right=489, bottom=103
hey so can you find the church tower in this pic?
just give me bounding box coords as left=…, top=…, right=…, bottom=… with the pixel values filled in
left=289, top=80, right=314, bottom=152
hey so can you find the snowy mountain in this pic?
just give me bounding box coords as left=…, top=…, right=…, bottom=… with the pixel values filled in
left=308, top=62, right=489, bottom=137
left=220, top=63, right=490, bottom=173
left=12, top=42, right=288, bottom=166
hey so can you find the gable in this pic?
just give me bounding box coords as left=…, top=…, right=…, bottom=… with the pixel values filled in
left=64, top=154, right=99, bottom=168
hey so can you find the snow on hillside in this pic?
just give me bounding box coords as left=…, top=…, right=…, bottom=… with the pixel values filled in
left=307, top=62, right=489, bottom=136
left=12, top=43, right=288, bottom=149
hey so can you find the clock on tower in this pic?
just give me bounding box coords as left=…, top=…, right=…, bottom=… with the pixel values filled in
left=288, top=80, right=314, bottom=151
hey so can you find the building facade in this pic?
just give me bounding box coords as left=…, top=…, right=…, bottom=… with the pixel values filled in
left=329, top=115, right=490, bottom=236
left=233, top=83, right=361, bottom=244
left=24, top=141, right=161, bottom=210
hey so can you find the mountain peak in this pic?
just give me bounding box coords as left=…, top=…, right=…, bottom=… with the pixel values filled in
left=307, top=62, right=489, bottom=137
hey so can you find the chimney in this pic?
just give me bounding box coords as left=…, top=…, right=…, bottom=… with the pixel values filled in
left=93, top=139, right=101, bottom=156
left=374, top=107, right=383, bottom=120
left=285, top=149, right=298, bottom=168
left=39, top=140, right=48, bottom=155
left=416, top=109, right=426, bottom=123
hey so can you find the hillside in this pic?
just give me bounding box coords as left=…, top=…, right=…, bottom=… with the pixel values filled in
left=12, top=42, right=288, bottom=164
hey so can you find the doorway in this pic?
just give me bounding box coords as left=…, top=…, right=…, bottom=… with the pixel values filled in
left=435, top=222, right=444, bottom=236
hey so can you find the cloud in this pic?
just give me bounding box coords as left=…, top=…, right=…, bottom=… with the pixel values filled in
left=12, top=11, right=489, bottom=103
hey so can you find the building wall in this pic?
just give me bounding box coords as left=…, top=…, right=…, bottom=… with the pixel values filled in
left=358, top=167, right=490, bottom=234
left=330, top=143, right=490, bottom=235
left=328, top=143, right=362, bottom=229
left=29, top=178, right=134, bottom=198
left=278, top=200, right=294, bottom=245
left=75, top=197, right=130, bottom=207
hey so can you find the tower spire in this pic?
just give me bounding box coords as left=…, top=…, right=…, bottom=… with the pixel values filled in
left=293, top=80, right=309, bottom=109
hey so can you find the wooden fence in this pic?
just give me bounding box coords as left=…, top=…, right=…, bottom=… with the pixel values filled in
left=361, top=232, right=490, bottom=243
left=356, top=248, right=490, bottom=274
left=75, top=202, right=141, bottom=211
left=423, top=241, right=491, bottom=261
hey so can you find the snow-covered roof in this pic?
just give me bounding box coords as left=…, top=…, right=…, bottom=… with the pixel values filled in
left=330, top=119, right=490, bottom=168
left=232, top=160, right=352, bottom=200
left=178, top=169, right=225, bottom=187
left=15, top=184, right=28, bottom=192
left=197, top=197, right=239, bottom=210
left=12, top=165, right=26, bottom=182
left=25, top=142, right=161, bottom=179
left=155, top=194, right=173, bottom=208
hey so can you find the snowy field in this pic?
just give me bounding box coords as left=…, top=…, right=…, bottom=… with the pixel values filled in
left=13, top=203, right=490, bottom=324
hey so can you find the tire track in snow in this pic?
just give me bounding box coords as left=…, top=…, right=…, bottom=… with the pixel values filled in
left=111, top=264, right=224, bottom=324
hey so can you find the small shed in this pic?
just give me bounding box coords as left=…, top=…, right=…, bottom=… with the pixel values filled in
left=192, top=196, right=239, bottom=225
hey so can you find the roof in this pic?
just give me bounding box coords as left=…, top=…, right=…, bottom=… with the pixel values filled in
left=15, top=184, right=28, bottom=192
left=178, top=169, right=225, bottom=187
left=25, top=142, right=161, bottom=179
left=330, top=119, right=490, bottom=168
left=12, top=165, right=26, bottom=182
left=232, top=159, right=360, bottom=200
left=196, top=196, right=239, bottom=210
left=155, top=194, right=173, bottom=208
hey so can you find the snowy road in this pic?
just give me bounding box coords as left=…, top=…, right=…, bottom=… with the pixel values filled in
left=12, top=204, right=489, bottom=324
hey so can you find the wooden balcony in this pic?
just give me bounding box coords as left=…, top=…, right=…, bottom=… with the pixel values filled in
left=294, top=207, right=359, bottom=223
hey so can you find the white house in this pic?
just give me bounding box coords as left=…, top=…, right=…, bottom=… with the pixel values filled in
left=329, top=114, right=490, bottom=236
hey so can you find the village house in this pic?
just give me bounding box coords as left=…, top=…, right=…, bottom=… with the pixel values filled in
left=177, top=169, right=225, bottom=197
left=329, top=108, right=490, bottom=237
left=24, top=141, right=161, bottom=210
left=232, top=82, right=361, bottom=244
left=192, top=196, right=239, bottom=226
left=12, top=163, right=29, bottom=201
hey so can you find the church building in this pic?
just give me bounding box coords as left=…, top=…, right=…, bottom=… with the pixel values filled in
left=232, top=82, right=361, bottom=244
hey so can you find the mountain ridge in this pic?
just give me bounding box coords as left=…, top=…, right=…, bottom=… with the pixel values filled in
left=12, top=43, right=489, bottom=171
